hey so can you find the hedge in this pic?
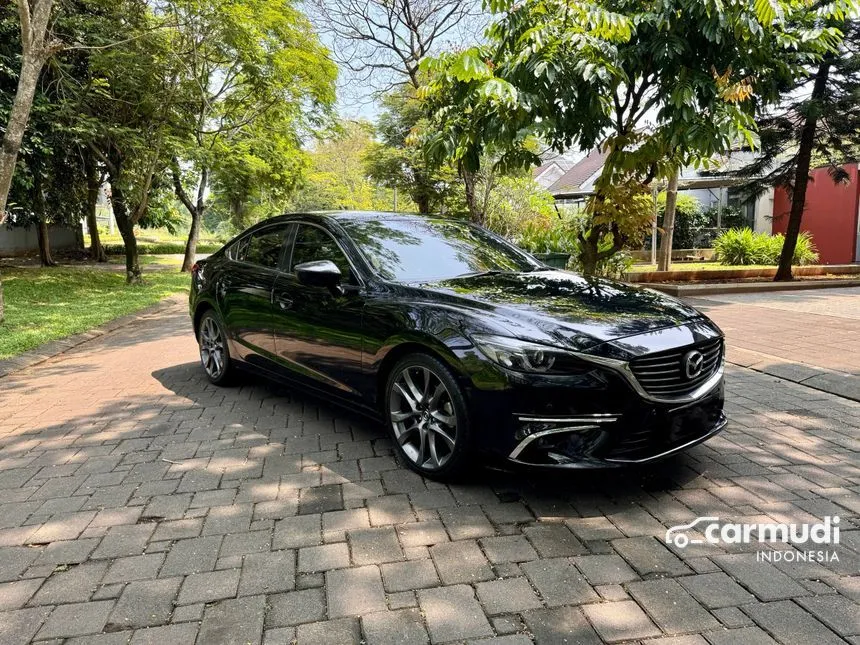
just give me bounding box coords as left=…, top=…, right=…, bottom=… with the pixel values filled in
left=103, top=241, right=221, bottom=255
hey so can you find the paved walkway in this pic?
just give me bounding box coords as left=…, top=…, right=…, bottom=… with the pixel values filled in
left=691, top=287, right=860, bottom=400
left=0, top=299, right=858, bottom=644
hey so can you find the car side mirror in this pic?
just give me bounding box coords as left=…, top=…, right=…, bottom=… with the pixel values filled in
left=294, top=260, right=342, bottom=289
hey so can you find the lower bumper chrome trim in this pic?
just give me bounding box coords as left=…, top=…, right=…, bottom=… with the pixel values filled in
left=508, top=414, right=621, bottom=460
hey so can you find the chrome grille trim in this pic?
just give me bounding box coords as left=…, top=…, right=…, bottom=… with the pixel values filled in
left=629, top=339, right=723, bottom=398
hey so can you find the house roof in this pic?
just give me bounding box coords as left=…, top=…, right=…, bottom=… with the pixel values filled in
left=547, top=149, right=607, bottom=195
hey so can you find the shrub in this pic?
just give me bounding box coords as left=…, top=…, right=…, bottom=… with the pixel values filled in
left=713, top=228, right=818, bottom=265
left=657, top=193, right=709, bottom=248
left=515, top=212, right=634, bottom=278
left=517, top=218, right=578, bottom=255
left=102, top=241, right=221, bottom=256
left=483, top=175, right=557, bottom=238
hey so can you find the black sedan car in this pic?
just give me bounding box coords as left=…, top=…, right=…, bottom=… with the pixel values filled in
left=190, top=211, right=726, bottom=479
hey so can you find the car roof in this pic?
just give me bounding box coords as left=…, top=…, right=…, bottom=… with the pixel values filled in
left=255, top=211, right=442, bottom=227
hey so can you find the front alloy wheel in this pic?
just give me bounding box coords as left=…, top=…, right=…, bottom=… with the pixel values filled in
left=386, top=354, right=470, bottom=479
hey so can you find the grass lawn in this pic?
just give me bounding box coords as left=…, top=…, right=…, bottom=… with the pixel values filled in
left=0, top=266, right=190, bottom=360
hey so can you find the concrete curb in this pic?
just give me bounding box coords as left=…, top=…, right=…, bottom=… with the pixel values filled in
left=0, top=295, right=186, bottom=379
left=727, top=346, right=859, bottom=402
left=646, top=278, right=860, bottom=297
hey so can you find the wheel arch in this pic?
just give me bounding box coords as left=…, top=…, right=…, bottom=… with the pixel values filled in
left=192, top=300, right=217, bottom=339
left=374, top=338, right=467, bottom=412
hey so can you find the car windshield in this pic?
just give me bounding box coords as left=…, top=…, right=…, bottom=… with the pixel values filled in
left=339, top=217, right=541, bottom=282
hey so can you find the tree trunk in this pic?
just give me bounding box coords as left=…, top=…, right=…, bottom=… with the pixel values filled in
left=459, top=163, right=482, bottom=224
left=37, top=218, right=55, bottom=266
left=775, top=58, right=832, bottom=281
left=0, top=56, right=44, bottom=222
left=578, top=228, right=600, bottom=276
left=657, top=169, right=680, bottom=272
left=32, top=169, right=56, bottom=267
left=174, top=165, right=208, bottom=272
left=110, top=184, right=142, bottom=283
left=413, top=193, right=430, bottom=214
left=85, top=154, right=106, bottom=262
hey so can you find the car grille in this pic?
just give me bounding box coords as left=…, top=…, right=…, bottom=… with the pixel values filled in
left=629, top=337, right=723, bottom=398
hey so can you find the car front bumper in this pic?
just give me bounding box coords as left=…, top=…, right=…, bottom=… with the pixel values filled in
left=466, top=368, right=726, bottom=469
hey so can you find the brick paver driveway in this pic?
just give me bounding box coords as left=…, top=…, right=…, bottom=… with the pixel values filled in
left=0, top=294, right=857, bottom=645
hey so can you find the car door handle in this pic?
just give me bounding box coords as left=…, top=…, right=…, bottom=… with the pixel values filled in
left=275, top=297, right=293, bottom=310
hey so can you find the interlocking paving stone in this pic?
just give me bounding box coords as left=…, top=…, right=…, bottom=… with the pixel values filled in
left=702, top=626, right=778, bottom=645
left=573, top=554, right=639, bottom=585
left=296, top=617, right=360, bottom=644
left=348, top=527, right=404, bottom=565
left=612, top=536, right=692, bottom=577
left=522, top=524, right=587, bottom=558
left=797, top=594, right=860, bottom=637
left=107, top=577, right=181, bottom=629
left=0, top=579, right=42, bottom=610
left=521, top=606, right=602, bottom=645
left=273, top=515, right=321, bottom=550
left=479, top=535, right=538, bottom=563
left=159, top=535, right=222, bottom=577
left=367, top=495, right=415, bottom=526
left=712, top=554, right=810, bottom=602
left=380, top=559, right=439, bottom=592
left=418, top=584, right=493, bottom=643
left=0, top=606, right=52, bottom=645
left=176, top=568, right=240, bottom=604
left=430, top=540, right=493, bottom=584
left=298, top=485, right=343, bottom=515
left=326, top=565, right=387, bottom=617
left=582, top=600, right=662, bottom=642
left=396, top=520, right=449, bottom=547
left=197, top=594, right=266, bottom=644
left=742, top=600, right=847, bottom=645
left=361, top=608, right=429, bottom=645
left=438, top=507, right=495, bottom=540
left=520, top=557, right=599, bottom=607
left=298, top=543, right=350, bottom=572
left=128, top=623, right=199, bottom=645
left=678, top=572, right=756, bottom=609
left=266, top=588, right=326, bottom=627
left=474, top=577, right=542, bottom=615
left=102, top=554, right=164, bottom=584
left=36, top=600, right=115, bottom=639
left=0, top=547, right=41, bottom=583
left=628, top=579, right=721, bottom=634
left=238, top=549, right=296, bottom=596
left=28, top=561, right=108, bottom=605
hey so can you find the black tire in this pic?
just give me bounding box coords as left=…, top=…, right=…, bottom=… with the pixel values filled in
left=384, top=353, right=472, bottom=481
left=197, top=310, right=235, bottom=386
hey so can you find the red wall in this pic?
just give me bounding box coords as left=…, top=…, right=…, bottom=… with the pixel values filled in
left=772, top=163, right=860, bottom=265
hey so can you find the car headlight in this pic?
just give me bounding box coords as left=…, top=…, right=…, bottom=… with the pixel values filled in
left=471, top=335, right=590, bottom=374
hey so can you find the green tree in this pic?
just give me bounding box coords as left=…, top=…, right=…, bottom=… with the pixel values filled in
left=365, top=87, right=454, bottom=214
left=290, top=121, right=406, bottom=212
left=167, top=0, right=336, bottom=271
left=738, top=20, right=860, bottom=280
left=421, top=0, right=848, bottom=275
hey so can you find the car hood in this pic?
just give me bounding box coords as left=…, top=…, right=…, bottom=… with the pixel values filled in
left=417, top=270, right=703, bottom=349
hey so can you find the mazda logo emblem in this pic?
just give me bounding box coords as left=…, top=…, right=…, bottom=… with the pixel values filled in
left=683, top=350, right=705, bottom=379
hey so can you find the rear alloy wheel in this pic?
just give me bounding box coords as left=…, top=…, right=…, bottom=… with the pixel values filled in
left=198, top=310, right=233, bottom=385
left=385, top=354, right=471, bottom=479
